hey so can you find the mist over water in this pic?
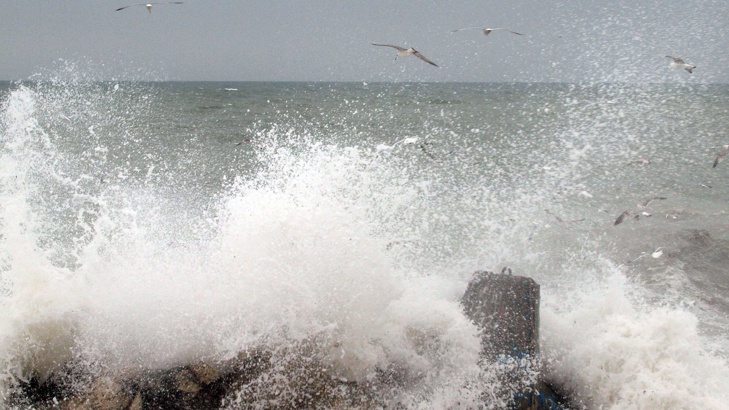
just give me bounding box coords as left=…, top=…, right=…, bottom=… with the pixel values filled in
left=1, top=68, right=728, bottom=408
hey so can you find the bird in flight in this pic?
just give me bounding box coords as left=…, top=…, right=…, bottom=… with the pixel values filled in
left=638, top=196, right=667, bottom=209
left=614, top=210, right=640, bottom=226
left=450, top=27, right=523, bottom=36
left=713, top=144, right=729, bottom=168
left=372, top=44, right=439, bottom=67
left=665, top=56, right=696, bottom=74
left=614, top=196, right=666, bottom=225
left=116, top=2, right=184, bottom=13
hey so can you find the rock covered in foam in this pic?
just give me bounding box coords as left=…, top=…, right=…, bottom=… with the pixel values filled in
left=13, top=272, right=568, bottom=409
left=461, top=270, right=568, bottom=410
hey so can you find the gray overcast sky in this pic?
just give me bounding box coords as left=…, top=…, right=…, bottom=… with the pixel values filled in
left=1, top=1, right=728, bottom=82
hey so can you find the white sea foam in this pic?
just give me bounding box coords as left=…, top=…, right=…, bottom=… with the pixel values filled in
left=0, top=83, right=504, bottom=407
left=542, top=268, right=729, bottom=409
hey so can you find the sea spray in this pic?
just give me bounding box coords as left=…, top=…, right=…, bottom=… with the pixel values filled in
left=0, top=79, right=513, bottom=407
left=542, top=268, right=729, bottom=409
left=1, top=72, right=728, bottom=408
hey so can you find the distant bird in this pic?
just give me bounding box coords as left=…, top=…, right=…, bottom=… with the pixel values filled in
left=372, top=44, right=439, bottom=67
left=417, top=142, right=453, bottom=162
left=579, top=190, right=593, bottom=198
left=400, top=137, right=421, bottom=145
left=614, top=210, right=638, bottom=226
left=614, top=209, right=655, bottom=226
left=628, top=247, right=664, bottom=263
left=375, top=136, right=418, bottom=152
left=235, top=137, right=266, bottom=150
left=665, top=56, right=696, bottom=73
left=713, top=145, right=729, bottom=168
left=615, top=196, right=666, bottom=225
left=638, top=196, right=667, bottom=209
left=450, top=27, right=523, bottom=36
left=115, top=2, right=183, bottom=13
left=419, top=143, right=437, bottom=160
left=234, top=138, right=252, bottom=147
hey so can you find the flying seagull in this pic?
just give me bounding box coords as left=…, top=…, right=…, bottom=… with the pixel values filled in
left=638, top=196, right=667, bottom=209
left=372, top=44, right=439, bottom=67
left=419, top=143, right=438, bottom=162
left=115, top=2, right=183, bottom=13
left=614, top=209, right=655, bottom=226
left=614, top=196, right=667, bottom=225
left=375, top=136, right=420, bottom=152
left=450, top=27, right=523, bottom=36
left=628, top=247, right=664, bottom=263
left=665, top=56, right=696, bottom=73
left=614, top=210, right=638, bottom=226
left=713, top=144, right=729, bottom=168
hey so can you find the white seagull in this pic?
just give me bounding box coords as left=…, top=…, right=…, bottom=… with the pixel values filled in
left=666, top=56, right=696, bottom=74
left=115, top=2, right=183, bottom=13
left=614, top=196, right=667, bottom=225
left=372, top=44, right=439, bottom=67
left=713, top=144, right=729, bottom=168
left=614, top=209, right=655, bottom=226
left=450, top=27, right=523, bottom=36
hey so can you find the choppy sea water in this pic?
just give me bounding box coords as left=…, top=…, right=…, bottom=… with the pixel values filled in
left=0, top=73, right=728, bottom=408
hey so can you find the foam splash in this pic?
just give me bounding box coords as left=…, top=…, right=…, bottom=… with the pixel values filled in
left=0, top=80, right=506, bottom=407
left=541, top=265, right=729, bottom=409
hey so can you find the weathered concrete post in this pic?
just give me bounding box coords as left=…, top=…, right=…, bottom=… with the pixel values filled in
left=462, top=270, right=564, bottom=410
left=462, top=270, right=540, bottom=359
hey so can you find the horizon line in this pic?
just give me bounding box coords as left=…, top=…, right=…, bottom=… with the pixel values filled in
left=1, top=79, right=727, bottom=85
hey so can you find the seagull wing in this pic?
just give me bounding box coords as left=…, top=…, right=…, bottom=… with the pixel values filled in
left=115, top=4, right=145, bottom=11
left=666, top=56, right=686, bottom=64
left=117, top=2, right=182, bottom=11
left=419, top=143, right=440, bottom=161
left=372, top=43, right=407, bottom=52
left=412, top=50, right=438, bottom=67
left=545, top=209, right=565, bottom=224
left=490, top=28, right=524, bottom=35
left=713, top=145, right=729, bottom=168
left=641, top=196, right=667, bottom=207
left=449, top=27, right=485, bottom=33
left=614, top=210, right=632, bottom=226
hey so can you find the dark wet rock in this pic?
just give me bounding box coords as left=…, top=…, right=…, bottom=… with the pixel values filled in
left=188, top=361, right=219, bottom=385
left=15, top=272, right=571, bottom=409
left=462, top=270, right=540, bottom=359
left=223, top=346, right=377, bottom=410
left=86, top=376, right=133, bottom=410
left=11, top=351, right=267, bottom=410
left=11, top=346, right=379, bottom=410
left=128, top=394, right=142, bottom=410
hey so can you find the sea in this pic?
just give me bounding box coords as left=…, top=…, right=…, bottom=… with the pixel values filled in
left=0, top=70, right=728, bottom=408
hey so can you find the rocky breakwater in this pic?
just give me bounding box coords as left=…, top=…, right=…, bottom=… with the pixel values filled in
left=12, top=271, right=566, bottom=409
